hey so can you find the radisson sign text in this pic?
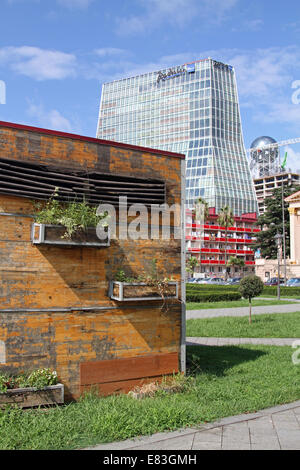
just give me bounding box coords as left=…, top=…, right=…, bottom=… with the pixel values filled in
left=156, top=64, right=195, bottom=83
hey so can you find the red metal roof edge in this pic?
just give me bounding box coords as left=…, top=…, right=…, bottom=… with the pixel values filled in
left=186, top=207, right=257, bottom=222
left=0, top=120, right=185, bottom=160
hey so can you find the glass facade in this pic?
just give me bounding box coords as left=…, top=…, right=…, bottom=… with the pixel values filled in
left=97, top=58, right=258, bottom=216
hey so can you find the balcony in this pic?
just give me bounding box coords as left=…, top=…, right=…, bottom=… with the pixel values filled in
left=188, top=247, right=255, bottom=256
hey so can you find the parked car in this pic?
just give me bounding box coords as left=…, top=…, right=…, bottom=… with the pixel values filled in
left=194, top=277, right=211, bottom=284
left=264, top=277, right=285, bottom=286
left=287, top=277, right=300, bottom=286
left=206, top=277, right=226, bottom=285
left=226, top=277, right=242, bottom=285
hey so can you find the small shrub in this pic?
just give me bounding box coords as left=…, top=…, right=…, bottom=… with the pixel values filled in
left=239, top=275, right=264, bottom=324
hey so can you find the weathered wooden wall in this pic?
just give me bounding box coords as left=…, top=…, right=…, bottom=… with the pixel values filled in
left=0, top=122, right=184, bottom=400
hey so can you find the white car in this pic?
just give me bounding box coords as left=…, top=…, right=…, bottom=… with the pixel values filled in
left=206, top=278, right=226, bottom=285
left=195, top=278, right=212, bottom=284
left=287, top=278, right=300, bottom=286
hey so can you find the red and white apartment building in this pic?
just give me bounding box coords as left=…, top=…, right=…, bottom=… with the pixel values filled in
left=186, top=208, right=260, bottom=278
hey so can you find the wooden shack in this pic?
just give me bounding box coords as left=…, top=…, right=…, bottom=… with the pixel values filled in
left=0, top=120, right=186, bottom=400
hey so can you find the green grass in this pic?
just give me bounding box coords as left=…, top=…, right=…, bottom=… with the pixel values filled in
left=1, top=345, right=299, bottom=450
left=186, top=311, right=300, bottom=338
left=186, top=298, right=296, bottom=310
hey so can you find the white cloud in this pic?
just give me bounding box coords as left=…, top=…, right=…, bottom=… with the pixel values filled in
left=0, top=46, right=77, bottom=80
left=56, top=0, right=95, bottom=8
left=27, top=103, right=74, bottom=133
left=94, top=48, right=129, bottom=58
left=228, top=46, right=300, bottom=98
left=232, top=18, right=263, bottom=32
left=282, top=146, right=300, bottom=173
left=253, top=101, right=300, bottom=133
left=7, top=0, right=94, bottom=7
left=116, top=0, right=238, bottom=35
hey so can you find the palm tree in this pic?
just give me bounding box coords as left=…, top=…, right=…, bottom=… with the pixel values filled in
left=186, top=255, right=198, bottom=277
left=227, top=256, right=245, bottom=277
left=217, top=205, right=234, bottom=280
left=194, top=197, right=209, bottom=274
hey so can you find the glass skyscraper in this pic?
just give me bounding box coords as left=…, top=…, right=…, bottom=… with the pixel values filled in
left=96, top=58, right=258, bottom=216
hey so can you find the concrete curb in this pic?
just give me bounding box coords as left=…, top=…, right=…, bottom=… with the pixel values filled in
left=83, top=400, right=300, bottom=450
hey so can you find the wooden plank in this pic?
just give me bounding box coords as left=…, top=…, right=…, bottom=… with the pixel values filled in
left=0, top=385, right=64, bottom=408
left=72, top=188, right=164, bottom=198
left=0, top=157, right=165, bottom=205
left=0, top=189, right=165, bottom=206
left=0, top=159, right=166, bottom=188
left=80, top=376, right=166, bottom=396
left=0, top=171, right=75, bottom=192
left=80, top=352, right=179, bottom=386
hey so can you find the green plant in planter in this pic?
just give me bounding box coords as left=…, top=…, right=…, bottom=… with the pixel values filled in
left=114, top=259, right=177, bottom=311
left=114, top=269, right=136, bottom=283
left=0, top=368, right=58, bottom=393
left=34, top=188, right=108, bottom=239
left=0, top=374, right=18, bottom=393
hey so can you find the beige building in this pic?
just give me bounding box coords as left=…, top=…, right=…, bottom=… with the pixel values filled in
left=255, top=190, right=300, bottom=280
left=253, top=171, right=300, bottom=215
left=286, top=190, right=300, bottom=262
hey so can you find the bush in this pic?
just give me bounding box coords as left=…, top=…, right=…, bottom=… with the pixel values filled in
left=262, top=286, right=300, bottom=296
left=186, top=282, right=242, bottom=302
left=186, top=283, right=300, bottom=297
left=239, top=275, right=264, bottom=300
left=238, top=275, right=264, bottom=324
left=186, top=291, right=242, bottom=302
left=186, top=283, right=239, bottom=291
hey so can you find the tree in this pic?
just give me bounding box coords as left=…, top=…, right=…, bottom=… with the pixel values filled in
left=254, top=185, right=300, bottom=259
left=186, top=255, right=198, bottom=275
left=194, top=197, right=209, bottom=272
left=227, top=256, right=245, bottom=276
left=239, top=275, right=264, bottom=324
left=217, top=205, right=234, bottom=280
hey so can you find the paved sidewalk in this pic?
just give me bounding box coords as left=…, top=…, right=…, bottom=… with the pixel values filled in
left=187, top=303, right=300, bottom=319
left=186, top=336, right=300, bottom=346
left=84, top=401, right=300, bottom=450
left=84, top=303, right=300, bottom=451
left=258, top=297, right=300, bottom=302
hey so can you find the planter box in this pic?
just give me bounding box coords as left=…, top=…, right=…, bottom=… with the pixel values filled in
left=0, top=384, right=64, bottom=409
left=31, top=223, right=110, bottom=247
left=109, top=281, right=178, bottom=301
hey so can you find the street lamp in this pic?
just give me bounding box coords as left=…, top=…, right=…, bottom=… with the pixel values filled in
left=274, top=231, right=283, bottom=300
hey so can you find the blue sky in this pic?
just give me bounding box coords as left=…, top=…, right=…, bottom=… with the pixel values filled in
left=1, top=0, right=300, bottom=170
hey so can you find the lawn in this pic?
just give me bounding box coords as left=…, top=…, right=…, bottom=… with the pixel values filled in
left=261, top=295, right=300, bottom=300
left=186, top=298, right=297, bottom=310
left=186, top=311, right=300, bottom=338
left=1, top=345, right=299, bottom=450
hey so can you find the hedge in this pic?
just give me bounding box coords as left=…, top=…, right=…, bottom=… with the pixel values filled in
left=262, top=286, right=300, bottom=296
left=186, top=283, right=300, bottom=297
left=186, top=291, right=242, bottom=302
left=186, top=283, right=239, bottom=291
